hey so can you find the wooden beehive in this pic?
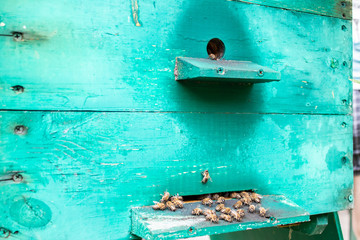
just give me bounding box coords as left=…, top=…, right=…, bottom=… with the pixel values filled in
left=0, top=0, right=352, bottom=239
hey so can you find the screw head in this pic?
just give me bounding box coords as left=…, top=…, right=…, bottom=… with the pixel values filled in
left=14, top=125, right=27, bottom=135
left=12, top=173, right=23, bottom=183
left=348, top=195, right=353, bottom=202
left=258, top=69, right=264, bottom=77
left=11, top=85, right=24, bottom=94
left=216, top=67, right=225, bottom=75
left=12, top=32, right=23, bottom=42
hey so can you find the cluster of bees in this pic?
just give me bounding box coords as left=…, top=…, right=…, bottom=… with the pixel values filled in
left=152, top=191, right=268, bottom=224
left=193, top=191, right=267, bottom=223
left=152, top=192, right=184, bottom=211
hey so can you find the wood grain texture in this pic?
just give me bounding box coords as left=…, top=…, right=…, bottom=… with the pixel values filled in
left=0, top=111, right=352, bottom=239
left=232, top=0, right=352, bottom=19
left=0, top=0, right=352, bottom=114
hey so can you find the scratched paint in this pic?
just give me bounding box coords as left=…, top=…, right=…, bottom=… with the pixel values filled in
left=0, top=0, right=352, bottom=239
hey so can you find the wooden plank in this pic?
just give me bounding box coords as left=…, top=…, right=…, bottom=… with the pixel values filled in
left=175, top=57, right=281, bottom=83
left=0, top=111, right=352, bottom=239
left=232, top=0, right=352, bottom=20
left=0, top=0, right=352, bottom=114
left=131, top=195, right=309, bottom=240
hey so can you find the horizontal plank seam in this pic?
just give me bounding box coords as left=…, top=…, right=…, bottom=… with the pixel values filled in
left=0, top=109, right=352, bottom=116
left=230, top=0, right=352, bottom=20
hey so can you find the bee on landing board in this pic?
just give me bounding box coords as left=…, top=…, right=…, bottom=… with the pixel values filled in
left=212, top=194, right=220, bottom=200
left=216, top=196, right=225, bottom=204
left=172, top=199, right=184, bottom=208
left=201, top=170, right=211, bottom=184
left=242, top=196, right=252, bottom=205
left=233, top=200, right=243, bottom=209
left=259, top=207, right=267, bottom=217
left=160, top=191, right=170, bottom=203
left=203, top=209, right=216, bottom=216
left=219, top=214, right=232, bottom=222
left=170, top=194, right=183, bottom=202
left=152, top=201, right=166, bottom=210
left=205, top=213, right=219, bottom=223
left=248, top=204, right=256, bottom=213
left=192, top=208, right=203, bottom=215
left=250, top=193, right=262, bottom=203
left=221, top=207, right=231, bottom=215
left=230, top=192, right=241, bottom=199
left=215, top=203, right=225, bottom=212
left=230, top=210, right=242, bottom=221
left=240, top=191, right=250, bottom=198
left=201, top=197, right=213, bottom=207
left=166, top=201, right=176, bottom=211
left=237, top=209, right=245, bottom=217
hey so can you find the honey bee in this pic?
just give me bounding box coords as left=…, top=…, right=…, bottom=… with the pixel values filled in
left=250, top=193, right=262, bottom=203
left=161, top=191, right=170, bottom=203
left=221, top=207, right=231, bottom=215
left=206, top=213, right=219, bottom=223
left=230, top=210, right=242, bottom=221
left=259, top=207, right=267, bottom=217
left=201, top=170, right=211, bottom=183
left=203, top=209, right=216, bottom=216
left=212, top=194, right=220, bottom=200
left=152, top=201, right=166, bottom=210
left=192, top=208, right=203, bottom=215
left=216, top=197, right=225, bottom=204
left=248, top=204, right=256, bottom=213
left=201, top=197, right=213, bottom=207
left=230, top=192, right=241, bottom=199
left=219, top=214, right=232, bottom=222
left=172, top=199, right=184, bottom=208
left=237, top=209, right=245, bottom=217
left=233, top=200, right=243, bottom=209
left=166, top=201, right=177, bottom=211
left=240, top=191, right=250, bottom=198
left=215, top=203, right=225, bottom=212
left=170, top=194, right=183, bottom=202
left=242, top=196, right=252, bottom=205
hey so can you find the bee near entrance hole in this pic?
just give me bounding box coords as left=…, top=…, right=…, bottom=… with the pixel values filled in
left=207, top=38, right=225, bottom=60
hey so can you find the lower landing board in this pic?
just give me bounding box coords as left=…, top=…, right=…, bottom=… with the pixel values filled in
left=131, top=195, right=309, bottom=240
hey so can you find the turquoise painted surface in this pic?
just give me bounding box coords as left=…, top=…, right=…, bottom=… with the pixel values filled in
left=0, top=0, right=352, bottom=114
left=175, top=57, right=281, bottom=83
left=233, top=0, right=352, bottom=19
left=0, top=111, right=352, bottom=239
left=0, top=0, right=353, bottom=239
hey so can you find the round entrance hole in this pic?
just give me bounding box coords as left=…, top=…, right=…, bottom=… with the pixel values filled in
left=207, top=38, right=225, bottom=60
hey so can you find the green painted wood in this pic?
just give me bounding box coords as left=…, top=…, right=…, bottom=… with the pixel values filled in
left=210, top=212, right=344, bottom=240
left=0, top=111, right=352, bottom=239
left=131, top=195, right=309, bottom=240
left=0, top=0, right=352, bottom=114
left=175, top=57, right=281, bottom=83
left=232, top=0, right=352, bottom=20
